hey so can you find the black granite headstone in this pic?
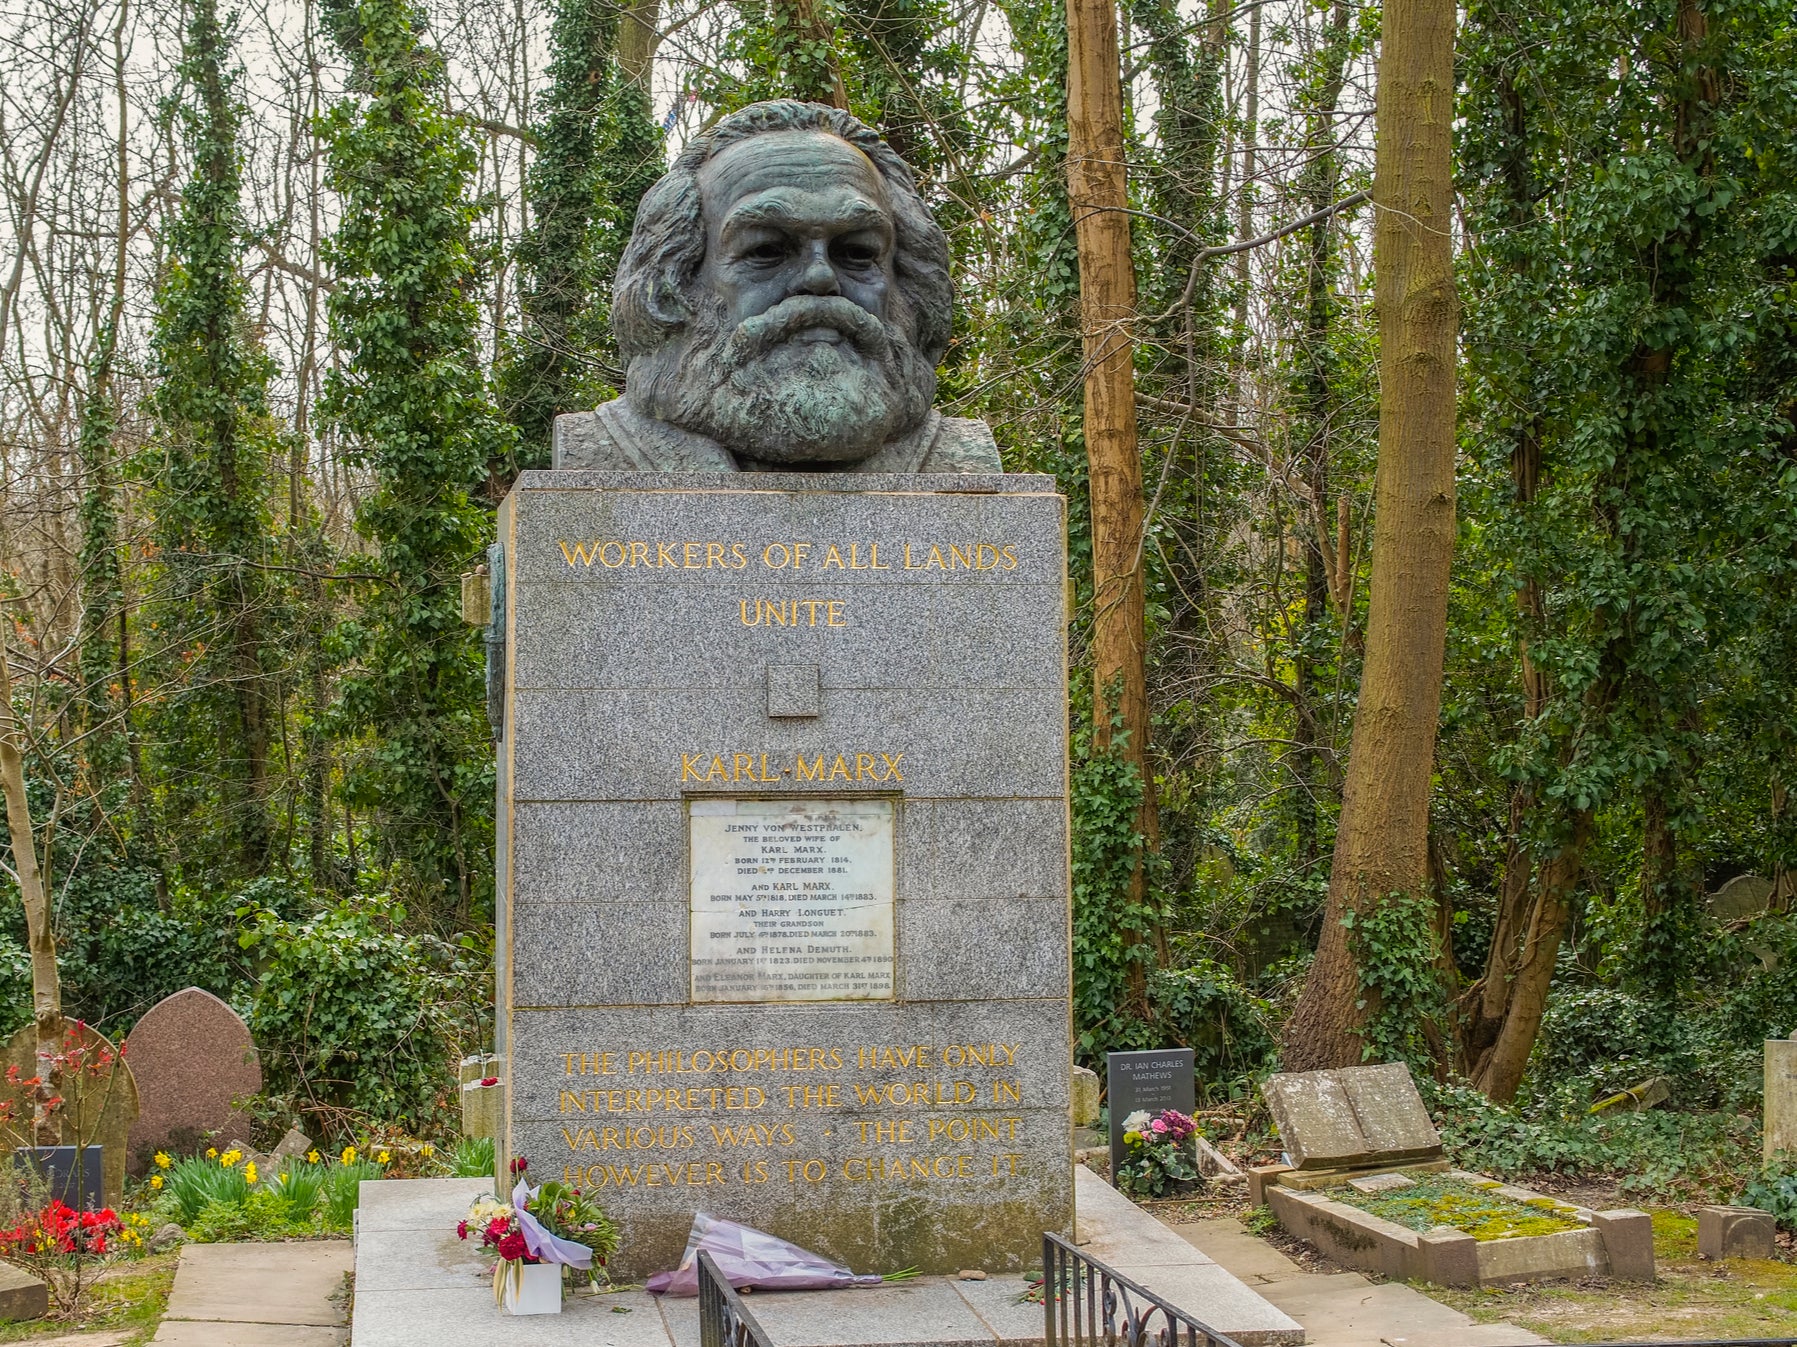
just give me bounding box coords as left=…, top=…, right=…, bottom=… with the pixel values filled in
left=1106, top=1049, right=1196, bottom=1181
left=14, top=1145, right=104, bottom=1212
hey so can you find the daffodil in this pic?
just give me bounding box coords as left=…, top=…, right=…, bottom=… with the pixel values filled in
left=244, top=1161, right=259, bottom=1185
left=205, top=1147, right=218, bottom=1159
left=376, top=1150, right=391, bottom=1165
left=220, top=1148, right=242, bottom=1168
left=154, top=1151, right=171, bottom=1170
left=307, top=1149, right=320, bottom=1163
left=420, top=1144, right=434, bottom=1158
left=149, top=1174, right=163, bottom=1190
left=341, top=1146, right=358, bottom=1165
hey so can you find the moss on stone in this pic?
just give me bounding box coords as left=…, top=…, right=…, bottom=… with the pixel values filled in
left=1336, top=1178, right=1584, bottom=1242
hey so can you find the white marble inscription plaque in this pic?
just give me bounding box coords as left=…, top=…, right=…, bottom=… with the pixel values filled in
left=689, top=798, right=895, bottom=1003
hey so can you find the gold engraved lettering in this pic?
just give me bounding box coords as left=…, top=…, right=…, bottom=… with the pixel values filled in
left=795, top=755, right=824, bottom=782
left=739, top=600, right=760, bottom=627
left=869, top=543, right=891, bottom=569
left=658, top=542, right=679, bottom=567
left=822, top=545, right=845, bottom=570
left=827, top=600, right=846, bottom=627
left=1001, top=544, right=1018, bottom=570
left=733, top=753, right=757, bottom=782
left=949, top=544, right=973, bottom=569
left=763, top=542, right=790, bottom=568
left=855, top=753, right=876, bottom=780
left=880, top=753, right=904, bottom=781
left=682, top=753, right=709, bottom=781
left=599, top=541, right=626, bottom=567
left=559, top=540, right=596, bottom=566
left=903, top=543, right=921, bottom=570
left=994, top=1080, right=1022, bottom=1104
left=629, top=541, right=650, bottom=567
left=784, top=1159, right=827, bottom=1182
left=730, top=543, right=748, bottom=569
left=707, top=542, right=727, bottom=568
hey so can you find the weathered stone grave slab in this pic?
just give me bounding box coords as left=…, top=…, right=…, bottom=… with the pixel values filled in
left=1261, top=1062, right=1441, bottom=1170
left=1105, top=1048, right=1196, bottom=1178
left=124, top=987, right=260, bottom=1173
left=0, top=1022, right=139, bottom=1207
left=495, top=472, right=1072, bottom=1279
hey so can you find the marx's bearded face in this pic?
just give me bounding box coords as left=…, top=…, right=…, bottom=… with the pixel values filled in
left=624, top=131, right=937, bottom=464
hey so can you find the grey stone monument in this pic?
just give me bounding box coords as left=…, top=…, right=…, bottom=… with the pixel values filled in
left=493, top=99, right=1072, bottom=1279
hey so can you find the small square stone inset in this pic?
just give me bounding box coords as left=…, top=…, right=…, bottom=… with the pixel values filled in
left=766, top=663, right=820, bottom=718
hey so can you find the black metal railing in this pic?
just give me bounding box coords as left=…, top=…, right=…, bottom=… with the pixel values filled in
left=1043, top=1233, right=1246, bottom=1347
left=696, top=1250, right=775, bottom=1347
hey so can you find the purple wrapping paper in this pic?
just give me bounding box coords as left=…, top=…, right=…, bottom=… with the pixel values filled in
left=646, top=1212, right=885, bottom=1296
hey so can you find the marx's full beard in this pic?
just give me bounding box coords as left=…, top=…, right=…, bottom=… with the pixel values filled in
left=625, top=293, right=936, bottom=463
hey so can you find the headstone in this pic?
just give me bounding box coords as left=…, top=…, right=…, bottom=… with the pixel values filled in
left=0, top=1023, right=138, bottom=1208
left=1765, top=1038, right=1797, bottom=1160
left=1260, top=1062, right=1442, bottom=1170
left=1712, top=873, right=1775, bottom=922
left=124, top=988, right=260, bottom=1174
left=1071, top=1066, right=1101, bottom=1127
left=270, top=1126, right=313, bottom=1162
left=461, top=1077, right=503, bottom=1141
left=1106, top=1048, right=1197, bottom=1180
left=1698, top=1205, right=1776, bottom=1260
left=497, top=473, right=1071, bottom=1279
left=13, top=1144, right=104, bottom=1211
left=0, top=1261, right=46, bottom=1321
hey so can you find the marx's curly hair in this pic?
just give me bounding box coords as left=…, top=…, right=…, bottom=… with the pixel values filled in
left=612, top=101, right=953, bottom=365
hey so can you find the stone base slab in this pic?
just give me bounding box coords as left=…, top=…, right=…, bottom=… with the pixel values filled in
left=1265, top=1170, right=1653, bottom=1288
left=349, top=1172, right=1301, bottom=1347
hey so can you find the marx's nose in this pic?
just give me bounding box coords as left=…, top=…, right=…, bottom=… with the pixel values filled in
left=796, top=241, right=840, bottom=296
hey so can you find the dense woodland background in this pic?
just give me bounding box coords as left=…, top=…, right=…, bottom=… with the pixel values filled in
left=2, top=0, right=1795, bottom=1153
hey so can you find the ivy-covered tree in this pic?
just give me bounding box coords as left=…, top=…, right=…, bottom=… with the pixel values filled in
left=499, top=0, right=664, bottom=470
left=319, top=0, right=512, bottom=918
left=145, top=0, right=287, bottom=882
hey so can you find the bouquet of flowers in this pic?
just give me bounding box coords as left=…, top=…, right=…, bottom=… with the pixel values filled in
left=456, top=1158, right=619, bottom=1304
left=1114, top=1108, right=1203, bottom=1199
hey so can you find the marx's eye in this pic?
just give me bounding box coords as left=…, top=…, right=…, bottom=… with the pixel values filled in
left=833, top=239, right=880, bottom=267
left=744, top=240, right=788, bottom=263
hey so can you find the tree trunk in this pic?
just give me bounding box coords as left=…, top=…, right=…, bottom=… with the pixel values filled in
left=0, top=641, right=64, bottom=1144
left=1281, top=0, right=1458, bottom=1071
left=1067, top=0, right=1158, bottom=1015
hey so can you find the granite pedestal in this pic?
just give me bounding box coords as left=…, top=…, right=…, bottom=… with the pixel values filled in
left=495, top=472, right=1073, bottom=1278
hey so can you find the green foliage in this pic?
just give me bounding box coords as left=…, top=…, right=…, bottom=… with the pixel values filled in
left=1741, top=1162, right=1797, bottom=1230
left=1070, top=722, right=1163, bottom=1060
left=1149, top=960, right=1278, bottom=1094
left=1428, top=1079, right=1759, bottom=1197
left=449, top=1135, right=495, bottom=1179
left=143, top=0, right=290, bottom=885
left=242, top=901, right=485, bottom=1128
left=187, top=1188, right=307, bottom=1243
left=1342, top=894, right=1444, bottom=1071
left=163, top=1155, right=252, bottom=1224
left=319, top=0, right=508, bottom=919
left=321, top=1158, right=385, bottom=1229
left=269, top=1161, right=326, bottom=1222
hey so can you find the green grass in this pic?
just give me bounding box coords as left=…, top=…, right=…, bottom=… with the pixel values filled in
left=1424, top=1205, right=1797, bottom=1341
left=0, top=1251, right=177, bottom=1343
left=1335, top=1177, right=1584, bottom=1241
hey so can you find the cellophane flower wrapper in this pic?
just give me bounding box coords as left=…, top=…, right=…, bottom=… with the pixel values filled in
left=510, top=1179, right=594, bottom=1269
left=645, top=1212, right=884, bottom=1296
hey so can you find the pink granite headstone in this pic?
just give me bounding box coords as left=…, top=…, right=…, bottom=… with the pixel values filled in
left=124, top=987, right=260, bottom=1174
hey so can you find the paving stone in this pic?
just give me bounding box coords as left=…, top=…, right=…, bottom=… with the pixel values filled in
left=351, top=1226, right=494, bottom=1293
left=154, top=1325, right=344, bottom=1346
left=355, top=1177, right=494, bottom=1233
left=164, top=1242, right=352, bottom=1326
left=353, top=1285, right=671, bottom=1347
left=124, top=988, right=261, bottom=1176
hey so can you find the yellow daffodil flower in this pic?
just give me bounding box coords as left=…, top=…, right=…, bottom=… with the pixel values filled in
left=376, top=1150, right=391, bottom=1165
left=154, top=1151, right=171, bottom=1169
left=307, top=1149, right=320, bottom=1164
left=420, top=1144, right=435, bottom=1158
left=221, top=1149, right=242, bottom=1167
left=205, top=1147, right=218, bottom=1159
left=149, top=1174, right=163, bottom=1189
left=342, top=1146, right=358, bottom=1165
left=245, top=1161, right=259, bottom=1185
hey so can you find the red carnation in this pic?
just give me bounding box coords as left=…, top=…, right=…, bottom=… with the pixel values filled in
left=456, top=1220, right=469, bottom=1239
left=496, top=1231, right=528, bottom=1262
